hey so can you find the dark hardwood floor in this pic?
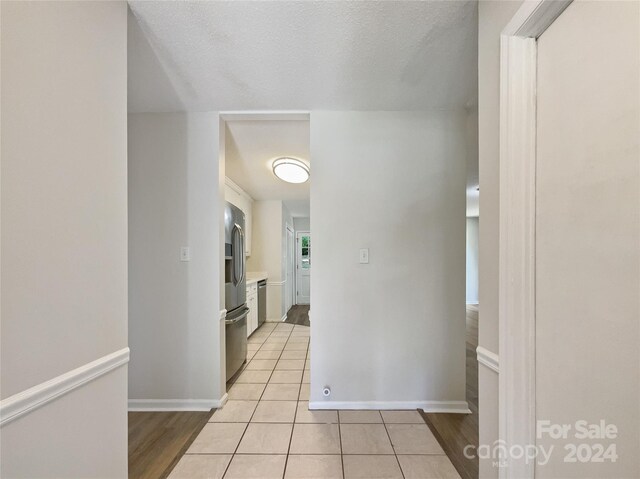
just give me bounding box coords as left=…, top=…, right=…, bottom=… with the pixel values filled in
left=284, top=304, right=310, bottom=326
left=128, top=410, right=213, bottom=479
left=420, top=304, right=479, bottom=479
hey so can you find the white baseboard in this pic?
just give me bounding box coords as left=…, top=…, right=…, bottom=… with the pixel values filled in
left=308, top=400, right=470, bottom=414
left=128, top=393, right=228, bottom=412
left=0, top=347, right=130, bottom=427
left=281, top=313, right=287, bottom=322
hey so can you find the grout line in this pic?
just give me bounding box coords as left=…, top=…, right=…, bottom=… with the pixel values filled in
left=382, top=421, right=406, bottom=479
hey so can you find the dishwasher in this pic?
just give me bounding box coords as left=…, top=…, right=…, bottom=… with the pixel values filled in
left=258, top=280, right=267, bottom=327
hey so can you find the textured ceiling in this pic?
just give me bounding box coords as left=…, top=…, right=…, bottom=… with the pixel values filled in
left=225, top=120, right=310, bottom=213
left=128, top=1, right=478, bottom=112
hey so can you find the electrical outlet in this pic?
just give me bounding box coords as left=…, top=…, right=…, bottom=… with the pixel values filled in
left=359, top=248, right=369, bottom=264
left=180, top=246, right=191, bottom=262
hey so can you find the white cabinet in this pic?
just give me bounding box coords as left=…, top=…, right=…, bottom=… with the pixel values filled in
left=246, top=282, right=258, bottom=337
left=225, top=177, right=253, bottom=257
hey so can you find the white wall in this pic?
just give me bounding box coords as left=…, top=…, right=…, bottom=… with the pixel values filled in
left=466, top=217, right=479, bottom=304
left=1, top=1, right=128, bottom=476
left=128, top=112, right=225, bottom=407
left=477, top=2, right=523, bottom=476
left=535, top=2, right=639, bottom=476
left=294, top=217, right=311, bottom=233
left=309, top=111, right=467, bottom=410
left=247, top=200, right=285, bottom=320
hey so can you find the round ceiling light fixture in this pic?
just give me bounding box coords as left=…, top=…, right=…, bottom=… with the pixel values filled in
left=272, top=157, right=310, bottom=184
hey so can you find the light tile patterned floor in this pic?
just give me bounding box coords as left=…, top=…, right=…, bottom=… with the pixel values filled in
left=169, top=322, right=460, bottom=479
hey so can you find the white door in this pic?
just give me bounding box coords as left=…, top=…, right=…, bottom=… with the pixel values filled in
left=296, top=231, right=311, bottom=304
left=534, top=3, right=639, bottom=476
left=285, top=226, right=294, bottom=312
left=500, top=2, right=639, bottom=476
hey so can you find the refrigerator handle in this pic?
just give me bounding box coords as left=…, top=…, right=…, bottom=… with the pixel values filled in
left=234, top=223, right=245, bottom=285
left=231, top=224, right=238, bottom=285
left=225, top=307, right=249, bottom=325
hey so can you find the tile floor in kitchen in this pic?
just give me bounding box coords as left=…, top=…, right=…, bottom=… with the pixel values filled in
left=168, top=322, right=460, bottom=479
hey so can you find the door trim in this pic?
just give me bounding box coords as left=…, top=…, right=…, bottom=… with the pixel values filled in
left=499, top=1, right=572, bottom=477
left=286, top=224, right=295, bottom=310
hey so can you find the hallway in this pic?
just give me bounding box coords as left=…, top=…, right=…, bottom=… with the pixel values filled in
left=284, top=305, right=310, bottom=327
left=168, top=322, right=459, bottom=478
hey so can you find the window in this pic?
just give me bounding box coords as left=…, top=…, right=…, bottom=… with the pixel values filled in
left=300, top=235, right=311, bottom=269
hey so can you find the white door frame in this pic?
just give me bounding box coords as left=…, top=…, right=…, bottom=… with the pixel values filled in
left=286, top=225, right=295, bottom=312
left=498, top=2, right=571, bottom=477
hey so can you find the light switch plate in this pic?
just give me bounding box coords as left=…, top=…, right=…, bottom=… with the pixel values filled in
left=180, top=246, right=191, bottom=262
left=359, top=248, right=369, bottom=264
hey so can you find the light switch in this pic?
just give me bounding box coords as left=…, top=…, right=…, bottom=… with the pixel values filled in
left=359, top=248, right=369, bottom=264
left=180, top=246, right=191, bottom=262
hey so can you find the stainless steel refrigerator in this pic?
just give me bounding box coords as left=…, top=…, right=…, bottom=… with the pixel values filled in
left=224, top=202, right=248, bottom=380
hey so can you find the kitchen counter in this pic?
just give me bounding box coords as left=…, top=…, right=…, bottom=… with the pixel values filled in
left=246, top=272, right=268, bottom=285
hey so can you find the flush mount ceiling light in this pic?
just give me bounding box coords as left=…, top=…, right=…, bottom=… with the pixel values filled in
left=272, top=157, right=310, bottom=184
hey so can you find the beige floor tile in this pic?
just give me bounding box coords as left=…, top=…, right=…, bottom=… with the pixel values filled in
left=167, top=454, right=231, bottom=479
left=302, top=370, right=311, bottom=383
left=260, top=343, right=286, bottom=351
left=245, top=359, right=277, bottom=370
left=248, top=335, right=269, bottom=343
left=270, top=370, right=303, bottom=384
left=235, top=370, right=272, bottom=384
left=299, top=383, right=310, bottom=401
left=209, top=400, right=258, bottom=422
left=343, top=455, right=403, bottom=479
left=224, top=454, right=287, bottom=479
left=270, top=331, right=292, bottom=337
left=253, top=349, right=282, bottom=360
left=287, top=337, right=310, bottom=343
left=275, top=324, right=294, bottom=330
left=284, top=343, right=309, bottom=351
left=247, top=350, right=257, bottom=361
left=280, top=350, right=307, bottom=360
left=386, top=424, right=444, bottom=455
left=295, top=402, right=338, bottom=424
left=285, top=455, right=343, bottom=479
left=289, top=423, right=341, bottom=454
left=264, top=341, right=288, bottom=348
left=262, top=383, right=301, bottom=400
left=251, top=400, right=297, bottom=423
left=380, top=410, right=424, bottom=424
left=339, top=410, right=383, bottom=424
left=276, top=359, right=305, bottom=370
left=236, top=423, right=293, bottom=454
left=187, top=423, right=247, bottom=453
left=397, top=455, right=461, bottom=479
left=340, top=424, right=394, bottom=454
left=227, top=383, right=266, bottom=400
